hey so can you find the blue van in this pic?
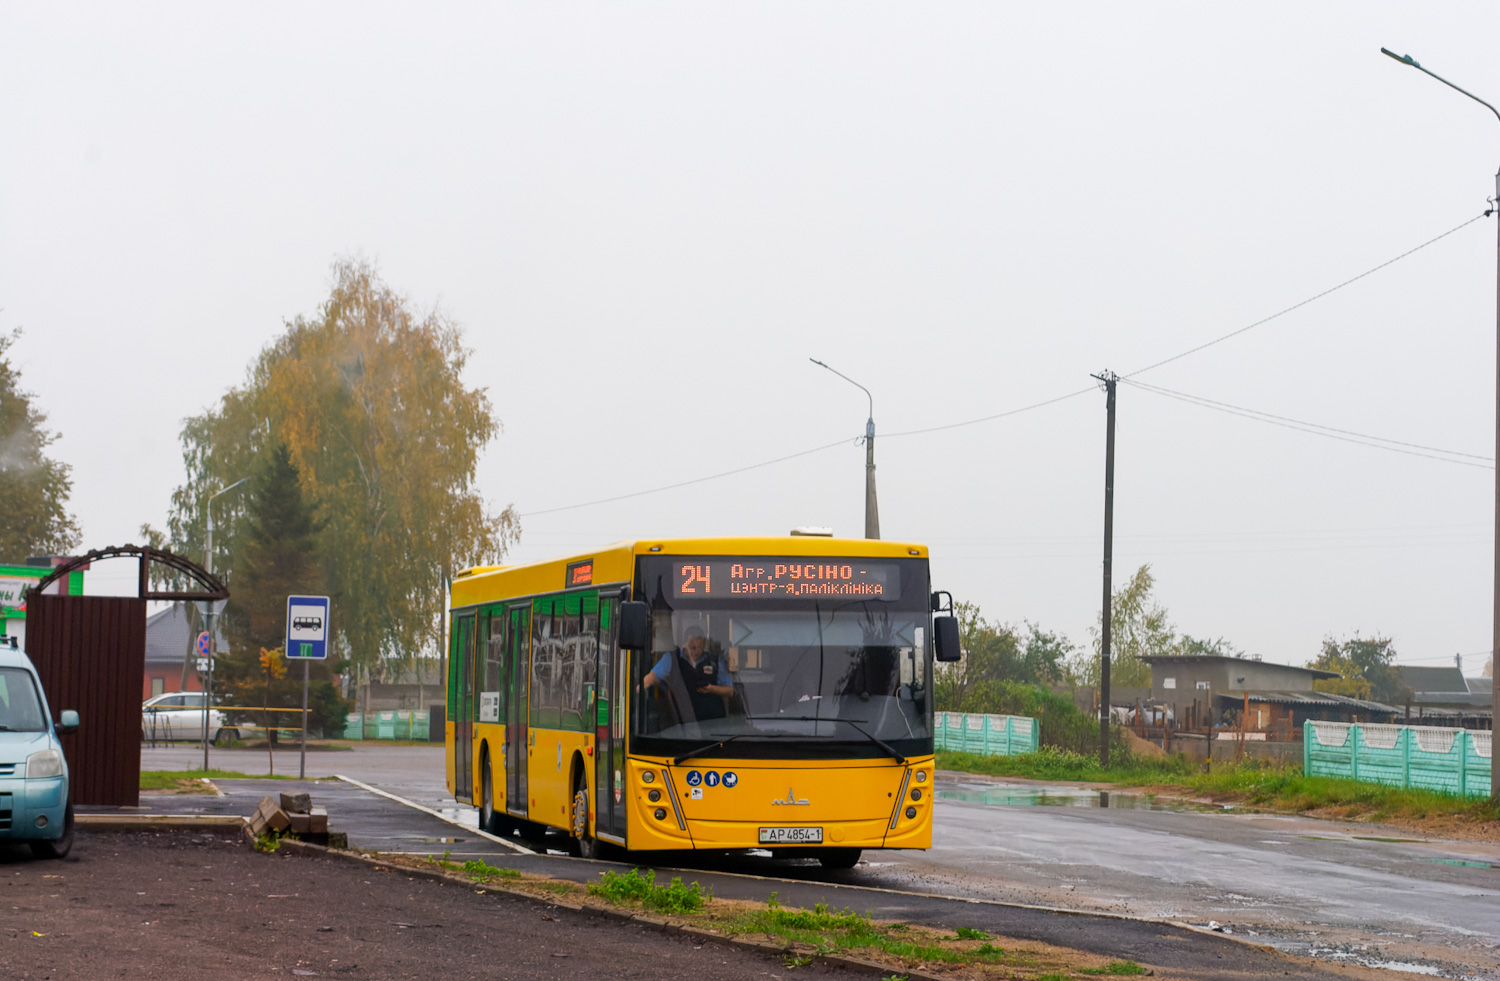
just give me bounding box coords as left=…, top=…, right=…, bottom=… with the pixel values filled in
left=0, top=645, right=77, bottom=858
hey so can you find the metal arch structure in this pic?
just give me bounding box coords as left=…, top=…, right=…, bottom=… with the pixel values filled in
left=24, top=544, right=229, bottom=806
left=26, top=543, right=228, bottom=603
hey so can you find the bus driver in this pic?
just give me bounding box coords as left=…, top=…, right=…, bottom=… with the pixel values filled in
left=641, top=625, right=732, bottom=720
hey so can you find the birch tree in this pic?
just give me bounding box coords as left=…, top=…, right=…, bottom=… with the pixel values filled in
left=162, top=259, right=518, bottom=669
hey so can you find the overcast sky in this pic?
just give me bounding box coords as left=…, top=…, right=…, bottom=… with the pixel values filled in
left=3, top=3, right=1499, bottom=674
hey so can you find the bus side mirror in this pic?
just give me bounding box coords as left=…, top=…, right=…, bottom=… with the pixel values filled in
left=934, top=616, right=962, bottom=662
left=618, top=602, right=651, bottom=650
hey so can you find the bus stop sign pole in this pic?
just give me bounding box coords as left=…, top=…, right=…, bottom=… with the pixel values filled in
left=285, top=595, right=330, bottom=780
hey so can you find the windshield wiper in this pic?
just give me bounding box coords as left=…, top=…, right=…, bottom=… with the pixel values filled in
left=841, top=720, right=907, bottom=765
left=672, top=734, right=748, bottom=766
left=670, top=732, right=807, bottom=765
left=741, top=716, right=905, bottom=764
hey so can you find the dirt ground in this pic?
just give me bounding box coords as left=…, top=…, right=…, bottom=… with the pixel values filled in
left=0, top=830, right=875, bottom=981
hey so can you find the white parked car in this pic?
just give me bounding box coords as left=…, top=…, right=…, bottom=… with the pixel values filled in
left=141, top=691, right=238, bottom=745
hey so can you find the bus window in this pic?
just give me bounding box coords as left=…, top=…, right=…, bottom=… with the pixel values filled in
left=482, top=609, right=506, bottom=723
left=530, top=598, right=558, bottom=731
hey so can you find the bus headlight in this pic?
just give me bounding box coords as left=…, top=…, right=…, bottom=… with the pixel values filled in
left=905, top=806, right=917, bottom=820
left=648, top=789, right=662, bottom=803
left=26, top=749, right=63, bottom=779
left=653, top=808, right=667, bottom=821
left=915, top=770, right=927, bottom=784
left=642, top=770, right=656, bottom=784
left=911, top=787, right=922, bottom=801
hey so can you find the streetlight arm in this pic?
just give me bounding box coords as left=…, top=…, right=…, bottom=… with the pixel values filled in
left=809, top=358, right=874, bottom=425
left=206, top=476, right=251, bottom=532
left=1382, top=48, right=1500, bottom=128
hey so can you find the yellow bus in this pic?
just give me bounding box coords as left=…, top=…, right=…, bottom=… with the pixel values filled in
left=446, top=536, right=960, bottom=867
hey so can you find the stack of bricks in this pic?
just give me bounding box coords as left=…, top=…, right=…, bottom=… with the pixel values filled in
left=248, top=792, right=344, bottom=848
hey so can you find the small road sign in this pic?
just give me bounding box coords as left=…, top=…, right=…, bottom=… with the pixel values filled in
left=196, top=631, right=212, bottom=657
left=285, top=595, right=330, bottom=660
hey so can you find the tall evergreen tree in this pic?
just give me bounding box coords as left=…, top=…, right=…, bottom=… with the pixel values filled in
left=228, top=443, right=320, bottom=651
left=216, top=443, right=349, bottom=737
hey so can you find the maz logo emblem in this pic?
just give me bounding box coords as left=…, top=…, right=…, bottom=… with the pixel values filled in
left=772, top=788, right=810, bottom=806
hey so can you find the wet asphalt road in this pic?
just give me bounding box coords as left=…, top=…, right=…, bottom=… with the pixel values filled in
left=138, top=743, right=1500, bottom=978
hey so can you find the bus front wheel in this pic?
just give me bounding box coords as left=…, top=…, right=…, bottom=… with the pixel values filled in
left=479, top=750, right=503, bottom=835
left=570, top=786, right=598, bottom=859
left=817, top=848, right=861, bottom=869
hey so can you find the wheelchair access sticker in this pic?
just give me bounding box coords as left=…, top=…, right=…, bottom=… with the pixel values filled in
left=686, top=770, right=703, bottom=787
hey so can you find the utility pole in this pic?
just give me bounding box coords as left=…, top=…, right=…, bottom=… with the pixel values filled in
left=1380, top=47, right=1500, bottom=803
left=1092, top=371, right=1118, bottom=767
left=810, top=359, right=880, bottom=538
left=864, top=413, right=880, bottom=540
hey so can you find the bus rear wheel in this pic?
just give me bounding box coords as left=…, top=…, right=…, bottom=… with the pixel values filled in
left=570, top=786, right=598, bottom=859
left=817, top=848, right=861, bottom=869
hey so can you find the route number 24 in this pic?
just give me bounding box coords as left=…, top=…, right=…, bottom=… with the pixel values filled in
left=679, top=565, right=712, bottom=594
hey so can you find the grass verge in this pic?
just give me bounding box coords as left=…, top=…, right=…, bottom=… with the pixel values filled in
left=935, top=748, right=1500, bottom=825
left=398, top=853, right=1145, bottom=978
left=588, top=868, right=708, bottom=914
left=140, top=768, right=330, bottom=792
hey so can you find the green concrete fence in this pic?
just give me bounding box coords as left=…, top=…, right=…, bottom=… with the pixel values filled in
left=933, top=712, right=1039, bottom=756
left=343, top=710, right=431, bottom=741
left=1303, top=721, right=1492, bottom=798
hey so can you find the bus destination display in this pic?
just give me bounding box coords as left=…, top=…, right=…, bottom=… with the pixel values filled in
left=672, top=559, right=900, bottom=599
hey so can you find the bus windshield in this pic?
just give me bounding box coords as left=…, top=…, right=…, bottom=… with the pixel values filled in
left=631, top=556, right=932, bottom=760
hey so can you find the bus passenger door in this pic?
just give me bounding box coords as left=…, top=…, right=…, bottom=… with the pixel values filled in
left=594, top=596, right=624, bottom=840
left=505, top=605, right=529, bottom=818
left=451, top=613, right=476, bottom=802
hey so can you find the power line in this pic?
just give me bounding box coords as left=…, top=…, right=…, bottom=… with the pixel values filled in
left=1395, top=651, right=1492, bottom=664
left=518, top=213, right=1487, bottom=516
left=881, top=386, right=1096, bottom=439
left=1124, top=212, right=1489, bottom=378
left=518, top=437, right=854, bottom=517
left=850, top=212, right=1486, bottom=443
left=1121, top=377, right=1494, bottom=469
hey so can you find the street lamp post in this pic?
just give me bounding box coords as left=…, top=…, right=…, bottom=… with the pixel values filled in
left=201, top=476, right=250, bottom=771
left=810, top=359, right=880, bottom=538
left=1382, top=47, right=1500, bottom=802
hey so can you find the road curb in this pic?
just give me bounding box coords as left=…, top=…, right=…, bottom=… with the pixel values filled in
left=270, top=836, right=946, bottom=980
left=78, top=814, right=246, bottom=831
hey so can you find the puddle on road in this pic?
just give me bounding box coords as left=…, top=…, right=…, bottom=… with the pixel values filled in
left=935, top=786, right=1216, bottom=812
left=1424, top=858, right=1499, bottom=870
left=1363, top=960, right=1444, bottom=976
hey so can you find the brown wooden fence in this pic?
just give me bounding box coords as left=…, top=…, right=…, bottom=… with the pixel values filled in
left=27, top=594, right=148, bottom=806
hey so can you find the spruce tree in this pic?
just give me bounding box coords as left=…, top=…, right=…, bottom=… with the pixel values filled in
left=217, top=443, right=350, bottom=737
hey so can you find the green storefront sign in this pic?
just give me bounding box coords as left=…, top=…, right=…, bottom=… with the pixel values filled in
left=0, top=563, right=84, bottom=636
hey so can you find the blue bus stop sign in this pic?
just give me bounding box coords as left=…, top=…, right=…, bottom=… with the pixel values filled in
left=285, top=595, right=330, bottom=660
